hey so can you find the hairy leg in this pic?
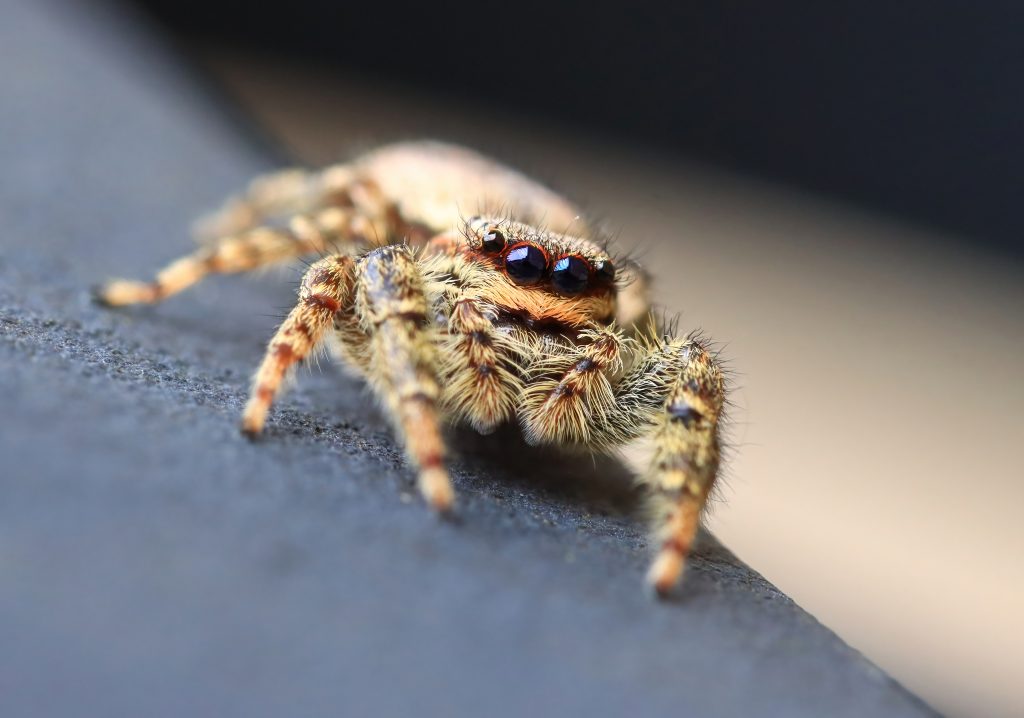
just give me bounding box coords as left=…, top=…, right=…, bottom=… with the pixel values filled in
left=95, top=206, right=384, bottom=306
left=241, top=254, right=355, bottom=436
left=593, top=333, right=726, bottom=595
left=192, top=164, right=356, bottom=241
left=355, top=245, right=454, bottom=511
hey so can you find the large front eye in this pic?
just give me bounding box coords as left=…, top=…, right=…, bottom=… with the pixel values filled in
left=504, top=242, right=548, bottom=284
left=551, top=255, right=590, bottom=295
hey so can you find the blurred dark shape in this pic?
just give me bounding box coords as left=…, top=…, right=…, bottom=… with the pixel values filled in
left=132, top=0, right=1023, bottom=256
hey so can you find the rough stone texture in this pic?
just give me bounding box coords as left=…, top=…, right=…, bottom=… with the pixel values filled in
left=0, top=2, right=937, bottom=717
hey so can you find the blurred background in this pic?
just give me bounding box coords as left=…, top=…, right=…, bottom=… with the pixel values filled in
left=22, top=1, right=1024, bottom=715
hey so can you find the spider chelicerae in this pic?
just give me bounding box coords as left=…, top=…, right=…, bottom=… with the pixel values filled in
left=97, top=141, right=727, bottom=596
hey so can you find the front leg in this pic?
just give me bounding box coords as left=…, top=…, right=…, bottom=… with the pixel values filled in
left=600, top=334, right=726, bottom=595
left=355, top=245, right=454, bottom=512
left=522, top=327, right=726, bottom=595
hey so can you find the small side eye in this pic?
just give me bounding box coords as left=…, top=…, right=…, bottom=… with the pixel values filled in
left=481, top=229, right=506, bottom=253
left=594, top=260, right=616, bottom=284
left=551, top=255, right=590, bottom=295
left=504, top=242, right=548, bottom=284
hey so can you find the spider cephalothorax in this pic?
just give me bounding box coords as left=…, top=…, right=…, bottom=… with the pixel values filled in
left=96, top=141, right=727, bottom=597
left=445, top=218, right=619, bottom=328
left=466, top=218, right=617, bottom=294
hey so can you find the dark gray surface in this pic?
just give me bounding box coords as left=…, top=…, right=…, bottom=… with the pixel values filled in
left=0, top=2, right=937, bottom=717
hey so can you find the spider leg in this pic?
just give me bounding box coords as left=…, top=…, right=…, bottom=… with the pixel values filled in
left=600, top=333, right=726, bottom=595
left=519, top=326, right=724, bottom=595
left=241, top=254, right=355, bottom=436
left=355, top=245, right=454, bottom=512
left=191, top=166, right=339, bottom=242
left=95, top=205, right=384, bottom=306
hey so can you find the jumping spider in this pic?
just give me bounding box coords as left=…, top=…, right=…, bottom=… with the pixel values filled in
left=97, top=142, right=726, bottom=596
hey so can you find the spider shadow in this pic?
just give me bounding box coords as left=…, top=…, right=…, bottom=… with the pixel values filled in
left=448, top=422, right=645, bottom=527
left=447, top=423, right=742, bottom=603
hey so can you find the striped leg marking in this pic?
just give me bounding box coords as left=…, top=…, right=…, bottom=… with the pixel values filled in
left=439, top=297, right=520, bottom=434
left=95, top=207, right=376, bottom=306
left=518, top=327, right=624, bottom=447
left=355, top=245, right=453, bottom=512
left=241, top=255, right=354, bottom=436
left=588, top=334, right=726, bottom=595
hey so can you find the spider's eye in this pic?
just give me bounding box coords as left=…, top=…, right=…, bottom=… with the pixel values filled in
left=551, top=255, right=590, bottom=295
left=481, top=229, right=506, bottom=253
left=594, top=260, right=616, bottom=284
left=504, top=242, right=547, bottom=285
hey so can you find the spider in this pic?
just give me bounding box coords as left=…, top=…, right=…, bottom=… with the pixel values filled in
left=96, top=141, right=727, bottom=596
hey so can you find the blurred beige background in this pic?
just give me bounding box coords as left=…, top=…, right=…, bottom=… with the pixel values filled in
left=206, top=52, right=1024, bottom=718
